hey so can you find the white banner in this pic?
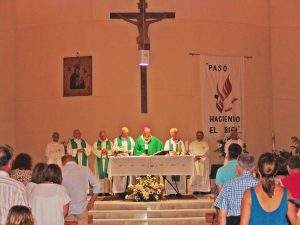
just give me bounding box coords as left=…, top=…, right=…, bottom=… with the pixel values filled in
left=200, top=55, right=244, bottom=140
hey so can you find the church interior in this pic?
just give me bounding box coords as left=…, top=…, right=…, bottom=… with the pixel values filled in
left=1, top=1, right=300, bottom=225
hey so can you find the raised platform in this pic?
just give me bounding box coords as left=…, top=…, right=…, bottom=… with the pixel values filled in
left=89, top=195, right=215, bottom=225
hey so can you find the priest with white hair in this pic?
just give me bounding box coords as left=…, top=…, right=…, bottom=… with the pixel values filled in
left=92, top=130, right=113, bottom=195
left=67, top=129, right=91, bottom=167
left=134, top=127, right=163, bottom=156
left=112, top=127, right=135, bottom=197
left=188, top=130, right=211, bottom=194
left=164, top=128, right=187, bottom=195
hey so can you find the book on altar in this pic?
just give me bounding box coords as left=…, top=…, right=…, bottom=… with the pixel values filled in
left=153, top=150, right=169, bottom=156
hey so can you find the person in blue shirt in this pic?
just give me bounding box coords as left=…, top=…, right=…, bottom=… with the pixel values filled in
left=215, top=153, right=258, bottom=225
left=215, top=143, right=242, bottom=192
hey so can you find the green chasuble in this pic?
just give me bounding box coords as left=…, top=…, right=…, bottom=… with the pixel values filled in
left=70, top=139, right=88, bottom=166
left=133, top=136, right=163, bottom=156
left=96, top=140, right=111, bottom=179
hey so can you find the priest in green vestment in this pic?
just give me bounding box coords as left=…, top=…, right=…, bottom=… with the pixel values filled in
left=112, top=127, right=135, bottom=196
left=67, top=129, right=91, bottom=167
left=133, top=127, right=163, bottom=156
left=164, top=128, right=187, bottom=195
left=92, top=130, right=112, bottom=195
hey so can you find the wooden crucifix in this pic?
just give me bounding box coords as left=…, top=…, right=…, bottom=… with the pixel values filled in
left=110, top=0, right=175, bottom=113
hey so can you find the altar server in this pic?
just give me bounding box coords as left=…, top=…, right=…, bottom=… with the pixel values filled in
left=188, top=131, right=211, bottom=194
left=45, top=132, right=65, bottom=167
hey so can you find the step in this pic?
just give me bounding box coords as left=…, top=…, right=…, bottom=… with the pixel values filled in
left=90, top=208, right=215, bottom=219
left=93, top=199, right=214, bottom=211
left=93, top=217, right=211, bottom=225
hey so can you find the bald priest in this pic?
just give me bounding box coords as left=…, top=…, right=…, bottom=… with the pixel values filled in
left=133, top=127, right=163, bottom=156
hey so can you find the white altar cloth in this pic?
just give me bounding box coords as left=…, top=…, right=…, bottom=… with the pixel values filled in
left=108, top=155, right=194, bottom=177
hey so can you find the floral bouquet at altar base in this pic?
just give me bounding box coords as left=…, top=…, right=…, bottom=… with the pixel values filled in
left=214, top=136, right=248, bottom=158
left=125, top=175, right=164, bottom=202
left=214, top=136, right=229, bottom=158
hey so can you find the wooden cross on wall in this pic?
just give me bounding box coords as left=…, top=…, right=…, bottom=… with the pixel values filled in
left=110, top=0, right=175, bottom=113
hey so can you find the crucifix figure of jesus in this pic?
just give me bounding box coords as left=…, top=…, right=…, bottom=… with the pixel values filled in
left=110, top=0, right=175, bottom=113
left=110, top=0, right=175, bottom=50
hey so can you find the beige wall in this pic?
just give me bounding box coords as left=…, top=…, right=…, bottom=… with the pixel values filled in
left=2, top=0, right=274, bottom=163
left=271, top=0, right=300, bottom=150
left=0, top=1, right=15, bottom=146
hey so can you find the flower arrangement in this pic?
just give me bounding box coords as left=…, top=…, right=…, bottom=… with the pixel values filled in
left=214, top=136, right=248, bottom=158
left=125, top=175, right=164, bottom=202
left=214, top=136, right=229, bottom=157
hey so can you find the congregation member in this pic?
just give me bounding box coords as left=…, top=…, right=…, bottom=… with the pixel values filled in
left=164, top=128, right=186, bottom=195
left=223, top=131, right=244, bottom=164
left=281, top=155, right=300, bottom=200
left=215, top=143, right=242, bottom=192
left=275, top=154, right=289, bottom=184
left=297, top=210, right=300, bottom=225
left=0, top=145, right=28, bottom=225
left=188, top=130, right=211, bottom=194
left=240, top=152, right=297, bottom=225
left=133, top=127, right=163, bottom=156
left=112, top=127, right=135, bottom=197
left=10, top=153, right=32, bottom=185
left=92, top=130, right=113, bottom=195
left=5, top=206, right=34, bottom=225
left=215, top=153, right=258, bottom=225
left=26, top=163, right=48, bottom=198
left=62, top=155, right=100, bottom=225
left=29, top=164, right=70, bottom=225
left=45, top=132, right=65, bottom=167
left=67, top=129, right=91, bottom=167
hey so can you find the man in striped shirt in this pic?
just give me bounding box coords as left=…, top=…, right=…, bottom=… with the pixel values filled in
left=215, top=153, right=258, bottom=225
left=0, top=145, right=28, bottom=225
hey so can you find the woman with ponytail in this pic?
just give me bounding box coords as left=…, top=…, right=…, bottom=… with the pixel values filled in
left=240, top=152, right=297, bottom=225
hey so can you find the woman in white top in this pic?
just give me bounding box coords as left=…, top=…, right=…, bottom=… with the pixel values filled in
left=26, top=163, right=48, bottom=199
left=29, top=164, right=70, bottom=225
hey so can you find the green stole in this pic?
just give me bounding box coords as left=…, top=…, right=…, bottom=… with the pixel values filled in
left=142, top=136, right=151, bottom=155
left=70, top=139, right=88, bottom=166
left=169, top=139, right=181, bottom=155
left=96, top=140, right=111, bottom=179
left=117, top=136, right=132, bottom=150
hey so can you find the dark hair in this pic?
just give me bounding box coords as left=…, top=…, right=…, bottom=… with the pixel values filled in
left=43, top=164, right=62, bottom=184
left=228, top=143, right=242, bottom=160
left=12, top=153, right=32, bottom=170
left=5, top=205, right=34, bottom=225
left=0, top=145, right=13, bottom=167
left=288, top=155, right=300, bottom=170
left=276, top=156, right=289, bottom=176
left=258, top=153, right=278, bottom=198
left=31, top=163, right=48, bottom=184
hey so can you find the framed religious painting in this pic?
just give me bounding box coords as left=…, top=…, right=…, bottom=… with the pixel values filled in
left=63, top=56, right=92, bottom=97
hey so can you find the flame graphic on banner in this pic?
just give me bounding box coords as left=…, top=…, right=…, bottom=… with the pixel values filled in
left=214, top=75, right=236, bottom=113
